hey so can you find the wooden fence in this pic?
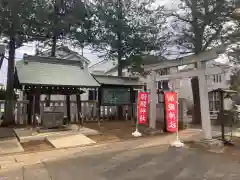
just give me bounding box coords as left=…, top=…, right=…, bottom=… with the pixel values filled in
left=0, top=99, right=192, bottom=126
left=0, top=100, right=137, bottom=125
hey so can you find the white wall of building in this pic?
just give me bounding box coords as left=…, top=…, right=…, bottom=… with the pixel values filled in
left=178, top=65, right=230, bottom=102
left=89, top=60, right=116, bottom=73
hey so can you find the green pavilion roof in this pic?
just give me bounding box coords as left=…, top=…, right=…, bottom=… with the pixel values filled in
left=92, top=74, right=143, bottom=87
left=15, top=55, right=100, bottom=87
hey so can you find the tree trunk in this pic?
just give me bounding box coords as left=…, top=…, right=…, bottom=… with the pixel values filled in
left=191, top=77, right=202, bottom=124
left=117, top=53, right=123, bottom=119
left=117, top=56, right=123, bottom=76
left=190, top=13, right=204, bottom=124
left=51, top=1, right=58, bottom=57
left=3, top=37, right=16, bottom=126
left=47, top=35, right=57, bottom=103
left=0, top=55, right=4, bottom=70
left=191, top=39, right=203, bottom=125
left=51, top=35, right=57, bottom=57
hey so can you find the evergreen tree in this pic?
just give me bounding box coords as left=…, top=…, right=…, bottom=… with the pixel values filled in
left=33, top=0, right=93, bottom=56
left=88, top=0, right=167, bottom=76
left=0, top=0, right=46, bottom=125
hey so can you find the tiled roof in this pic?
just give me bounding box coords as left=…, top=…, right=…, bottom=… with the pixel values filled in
left=93, top=75, right=142, bottom=87
left=15, top=56, right=100, bottom=87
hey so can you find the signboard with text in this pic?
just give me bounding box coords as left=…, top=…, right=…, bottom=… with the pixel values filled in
left=101, top=88, right=131, bottom=105
left=137, top=92, right=149, bottom=125
left=164, top=92, right=178, bottom=132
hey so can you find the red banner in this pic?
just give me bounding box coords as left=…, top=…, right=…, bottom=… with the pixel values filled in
left=164, top=92, right=178, bottom=132
left=137, top=92, right=149, bottom=124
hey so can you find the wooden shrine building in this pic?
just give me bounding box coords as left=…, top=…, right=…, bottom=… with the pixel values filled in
left=91, top=75, right=143, bottom=120
left=14, top=55, right=100, bottom=127
left=13, top=55, right=143, bottom=126
left=92, top=75, right=143, bottom=104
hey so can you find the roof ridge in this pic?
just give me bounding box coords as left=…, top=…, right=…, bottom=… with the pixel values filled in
left=89, top=59, right=107, bottom=68
left=23, top=55, right=84, bottom=68
left=92, top=74, right=139, bottom=80
left=39, top=45, right=90, bottom=63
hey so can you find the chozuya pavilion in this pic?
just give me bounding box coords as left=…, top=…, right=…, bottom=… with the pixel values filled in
left=14, top=55, right=100, bottom=127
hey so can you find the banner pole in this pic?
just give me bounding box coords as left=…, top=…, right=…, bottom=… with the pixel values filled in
left=132, top=89, right=143, bottom=137
left=176, top=91, right=179, bottom=141
left=171, top=86, right=184, bottom=147
left=135, top=106, right=139, bottom=131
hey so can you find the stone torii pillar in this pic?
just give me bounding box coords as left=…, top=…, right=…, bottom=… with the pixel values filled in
left=198, top=70, right=212, bottom=139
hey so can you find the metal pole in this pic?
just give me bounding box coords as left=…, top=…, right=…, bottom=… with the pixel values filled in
left=171, top=79, right=184, bottom=147
left=135, top=99, right=139, bottom=131
left=176, top=91, right=179, bottom=141
left=132, top=87, right=144, bottom=137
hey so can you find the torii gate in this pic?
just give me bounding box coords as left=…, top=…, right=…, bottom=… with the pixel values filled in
left=143, top=47, right=226, bottom=140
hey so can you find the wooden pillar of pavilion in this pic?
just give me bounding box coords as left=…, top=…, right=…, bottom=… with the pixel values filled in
left=27, top=93, right=33, bottom=125
left=66, top=95, right=71, bottom=124
left=130, top=87, right=135, bottom=121
left=76, top=94, right=82, bottom=125
left=97, top=88, right=101, bottom=120
left=33, top=88, right=40, bottom=127
left=22, top=91, right=28, bottom=125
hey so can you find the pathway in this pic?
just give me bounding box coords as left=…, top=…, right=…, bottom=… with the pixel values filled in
left=1, top=146, right=239, bottom=180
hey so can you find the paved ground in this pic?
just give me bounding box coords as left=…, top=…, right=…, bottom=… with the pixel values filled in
left=1, top=145, right=240, bottom=180
left=0, top=128, right=24, bottom=155
left=0, top=127, right=238, bottom=180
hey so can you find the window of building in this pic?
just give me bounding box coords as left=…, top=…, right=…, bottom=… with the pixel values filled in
left=213, top=75, right=216, bottom=82
left=157, top=68, right=170, bottom=75
left=208, top=91, right=221, bottom=113
left=213, top=74, right=222, bottom=83
left=219, top=74, right=222, bottom=82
